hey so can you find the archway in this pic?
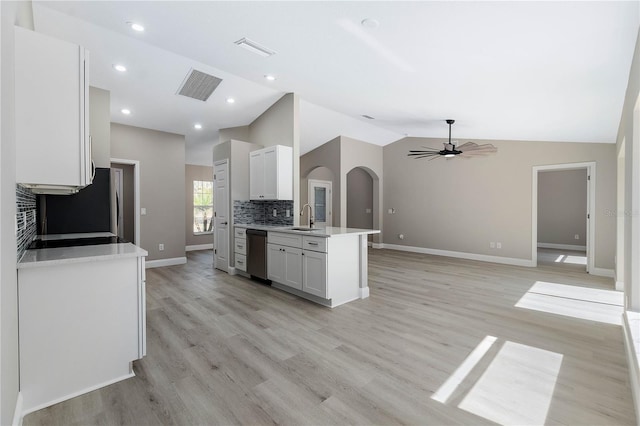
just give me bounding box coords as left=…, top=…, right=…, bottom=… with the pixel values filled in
left=346, top=166, right=381, bottom=243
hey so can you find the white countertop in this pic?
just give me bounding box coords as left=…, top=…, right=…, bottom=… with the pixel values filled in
left=234, top=223, right=380, bottom=237
left=18, top=233, right=148, bottom=269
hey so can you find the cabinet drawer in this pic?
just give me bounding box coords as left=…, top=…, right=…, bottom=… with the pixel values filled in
left=234, top=227, right=246, bottom=238
left=303, top=236, right=327, bottom=252
left=268, top=232, right=302, bottom=248
left=234, top=238, right=247, bottom=255
left=235, top=254, right=247, bottom=272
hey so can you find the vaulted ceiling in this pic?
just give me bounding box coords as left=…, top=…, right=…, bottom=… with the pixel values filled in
left=33, top=1, right=639, bottom=158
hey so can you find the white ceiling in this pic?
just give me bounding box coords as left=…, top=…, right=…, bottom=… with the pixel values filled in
left=33, top=1, right=639, bottom=160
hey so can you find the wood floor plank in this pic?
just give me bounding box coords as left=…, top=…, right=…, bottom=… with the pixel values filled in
left=23, top=249, right=637, bottom=426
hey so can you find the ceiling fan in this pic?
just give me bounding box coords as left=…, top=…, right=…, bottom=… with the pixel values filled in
left=407, top=119, right=498, bottom=160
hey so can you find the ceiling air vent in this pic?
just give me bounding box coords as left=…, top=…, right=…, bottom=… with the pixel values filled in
left=177, top=69, right=222, bottom=102
left=234, top=37, right=276, bottom=57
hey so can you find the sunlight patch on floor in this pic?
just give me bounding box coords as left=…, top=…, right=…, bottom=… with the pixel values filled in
left=515, top=281, right=623, bottom=325
left=431, top=336, right=498, bottom=404
left=553, top=254, right=587, bottom=265
left=458, top=341, right=563, bottom=425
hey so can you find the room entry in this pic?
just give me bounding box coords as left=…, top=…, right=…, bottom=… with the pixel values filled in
left=532, top=162, right=595, bottom=272
left=308, top=179, right=332, bottom=227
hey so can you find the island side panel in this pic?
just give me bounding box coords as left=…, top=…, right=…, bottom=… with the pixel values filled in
left=18, top=257, right=139, bottom=414
left=327, top=235, right=360, bottom=307
left=359, top=234, right=370, bottom=298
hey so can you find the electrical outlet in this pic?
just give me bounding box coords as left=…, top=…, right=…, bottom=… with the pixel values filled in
left=574, top=234, right=580, bottom=240
left=273, top=209, right=277, bottom=217
left=159, top=243, right=164, bottom=251
left=286, top=209, right=290, bottom=217
left=490, top=242, right=496, bottom=249
left=366, top=208, right=372, bottom=213
left=31, top=210, right=37, bottom=224
left=388, top=208, right=396, bottom=214
left=398, top=234, right=404, bottom=240
left=496, top=242, right=502, bottom=249
left=141, top=208, right=147, bottom=216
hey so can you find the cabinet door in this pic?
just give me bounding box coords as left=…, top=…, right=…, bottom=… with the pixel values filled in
left=302, top=250, right=327, bottom=298
left=249, top=151, right=264, bottom=200
left=283, top=247, right=303, bottom=290
left=263, top=147, right=278, bottom=200
left=267, top=244, right=285, bottom=283
left=15, top=27, right=90, bottom=187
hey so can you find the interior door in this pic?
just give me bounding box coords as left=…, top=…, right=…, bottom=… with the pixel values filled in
left=308, top=179, right=332, bottom=227
left=214, top=159, right=229, bottom=272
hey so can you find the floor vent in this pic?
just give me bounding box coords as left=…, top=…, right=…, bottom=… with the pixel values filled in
left=177, top=69, right=222, bottom=102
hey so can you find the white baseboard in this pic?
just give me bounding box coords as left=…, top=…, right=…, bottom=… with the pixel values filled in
left=371, top=243, right=384, bottom=249
left=537, top=242, right=587, bottom=251
left=616, top=281, right=625, bottom=291
left=145, top=257, right=187, bottom=269
left=367, top=242, right=373, bottom=247
left=590, top=267, right=615, bottom=278
left=185, top=244, right=213, bottom=251
left=379, top=243, right=535, bottom=267
left=623, top=311, right=640, bottom=423
left=359, top=287, right=370, bottom=299
left=12, top=392, right=23, bottom=426
left=228, top=266, right=236, bottom=276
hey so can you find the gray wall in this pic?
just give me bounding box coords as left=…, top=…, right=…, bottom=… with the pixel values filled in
left=300, top=137, right=341, bottom=226
left=616, top=28, right=640, bottom=310
left=111, top=123, right=186, bottom=261
left=89, top=86, right=110, bottom=168
left=185, top=164, right=213, bottom=247
left=219, top=125, right=249, bottom=144
left=538, top=169, right=587, bottom=247
left=347, top=167, right=374, bottom=230
left=384, top=138, right=616, bottom=269
left=1, top=3, right=33, bottom=423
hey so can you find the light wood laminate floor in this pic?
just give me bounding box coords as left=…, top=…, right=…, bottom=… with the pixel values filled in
left=25, top=249, right=636, bottom=425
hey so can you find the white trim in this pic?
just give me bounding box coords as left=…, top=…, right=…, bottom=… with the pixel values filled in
left=228, top=266, right=237, bottom=276
left=372, top=243, right=384, bottom=249
left=12, top=392, right=23, bottom=426
left=532, top=162, right=596, bottom=273
left=110, top=158, right=141, bottom=246
left=590, top=267, right=615, bottom=278
left=537, top=243, right=587, bottom=251
left=359, top=287, right=370, bottom=299
left=21, top=372, right=135, bottom=417
left=616, top=281, right=625, bottom=292
left=145, top=257, right=187, bottom=269
left=623, top=311, right=640, bottom=422
left=380, top=243, right=535, bottom=267
left=186, top=244, right=213, bottom=251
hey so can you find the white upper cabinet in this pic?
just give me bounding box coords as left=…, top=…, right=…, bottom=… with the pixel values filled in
left=15, top=26, right=92, bottom=194
left=249, top=145, right=293, bottom=200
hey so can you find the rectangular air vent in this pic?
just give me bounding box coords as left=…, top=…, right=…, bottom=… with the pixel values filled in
left=177, top=69, right=222, bottom=102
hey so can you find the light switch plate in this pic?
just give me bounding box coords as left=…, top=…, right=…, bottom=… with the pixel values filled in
left=141, top=208, right=147, bottom=215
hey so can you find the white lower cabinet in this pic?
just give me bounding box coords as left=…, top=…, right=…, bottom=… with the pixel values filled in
left=268, top=243, right=302, bottom=290
left=302, top=250, right=327, bottom=298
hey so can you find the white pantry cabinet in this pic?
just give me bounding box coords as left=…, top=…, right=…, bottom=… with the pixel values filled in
left=14, top=26, right=92, bottom=193
left=249, top=145, right=293, bottom=200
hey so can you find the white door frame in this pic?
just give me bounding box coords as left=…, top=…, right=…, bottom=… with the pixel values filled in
left=112, top=167, right=124, bottom=239
left=308, top=179, right=332, bottom=227
left=532, top=161, right=596, bottom=272
left=213, top=159, right=230, bottom=273
left=110, top=158, right=140, bottom=246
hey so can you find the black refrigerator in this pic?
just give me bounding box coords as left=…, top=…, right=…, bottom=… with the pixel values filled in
left=39, top=168, right=115, bottom=235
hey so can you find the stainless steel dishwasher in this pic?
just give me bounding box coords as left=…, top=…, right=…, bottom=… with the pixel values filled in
left=246, top=229, right=268, bottom=281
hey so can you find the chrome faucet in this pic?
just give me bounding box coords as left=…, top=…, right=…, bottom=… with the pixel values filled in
left=300, top=203, right=314, bottom=228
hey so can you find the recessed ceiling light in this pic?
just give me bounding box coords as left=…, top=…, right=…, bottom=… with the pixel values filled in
left=194, top=123, right=202, bottom=130
left=361, top=18, right=379, bottom=29
left=121, top=108, right=131, bottom=115
left=226, top=98, right=235, bottom=104
left=264, top=74, right=276, bottom=81
left=127, top=22, right=145, bottom=32
left=234, top=38, right=276, bottom=57
left=113, top=64, right=127, bottom=72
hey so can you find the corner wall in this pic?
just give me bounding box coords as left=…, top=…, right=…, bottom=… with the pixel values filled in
left=111, top=123, right=186, bottom=262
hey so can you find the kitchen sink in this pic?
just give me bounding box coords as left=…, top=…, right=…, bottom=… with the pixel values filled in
left=288, top=227, right=323, bottom=232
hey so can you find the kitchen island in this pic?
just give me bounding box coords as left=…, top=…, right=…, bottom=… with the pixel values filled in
left=234, top=225, right=379, bottom=307
left=17, top=233, right=147, bottom=416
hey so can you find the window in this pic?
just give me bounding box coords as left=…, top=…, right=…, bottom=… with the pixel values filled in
left=193, top=180, right=213, bottom=234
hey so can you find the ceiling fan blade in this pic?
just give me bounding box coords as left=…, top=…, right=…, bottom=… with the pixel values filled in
left=456, top=142, right=479, bottom=151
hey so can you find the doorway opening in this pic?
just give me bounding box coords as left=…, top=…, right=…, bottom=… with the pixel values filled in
left=110, top=158, right=140, bottom=245
left=532, top=162, right=595, bottom=273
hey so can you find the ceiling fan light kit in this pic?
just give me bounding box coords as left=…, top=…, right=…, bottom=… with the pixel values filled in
left=408, top=119, right=498, bottom=160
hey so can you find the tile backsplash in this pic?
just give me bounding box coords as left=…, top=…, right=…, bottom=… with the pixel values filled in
left=234, top=200, right=294, bottom=226
left=16, top=185, right=37, bottom=259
